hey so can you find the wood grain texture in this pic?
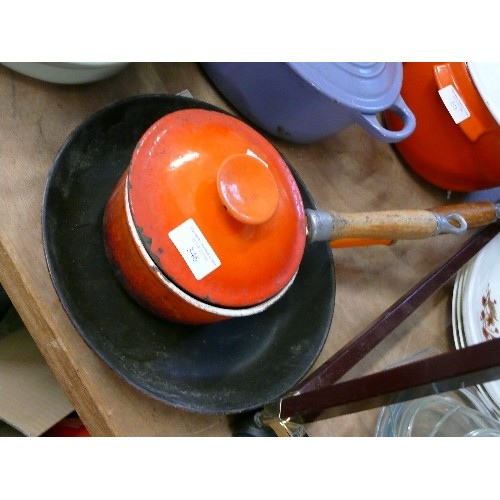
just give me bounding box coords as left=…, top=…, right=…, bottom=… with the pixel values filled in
left=328, top=209, right=439, bottom=240
left=0, top=62, right=476, bottom=436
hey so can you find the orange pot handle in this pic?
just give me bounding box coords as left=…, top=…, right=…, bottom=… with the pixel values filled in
left=434, top=63, right=497, bottom=141
left=331, top=238, right=393, bottom=248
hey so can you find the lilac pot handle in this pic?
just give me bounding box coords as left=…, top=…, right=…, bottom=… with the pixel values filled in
left=358, top=95, right=416, bottom=143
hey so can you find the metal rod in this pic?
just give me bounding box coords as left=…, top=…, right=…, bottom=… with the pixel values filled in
left=279, top=222, right=500, bottom=423
left=280, top=337, right=500, bottom=423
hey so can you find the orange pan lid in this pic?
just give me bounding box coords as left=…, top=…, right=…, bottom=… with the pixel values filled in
left=127, top=108, right=307, bottom=308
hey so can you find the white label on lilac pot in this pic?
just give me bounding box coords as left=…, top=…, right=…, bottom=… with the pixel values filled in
left=438, top=85, right=471, bottom=124
left=168, top=219, right=221, bottom=280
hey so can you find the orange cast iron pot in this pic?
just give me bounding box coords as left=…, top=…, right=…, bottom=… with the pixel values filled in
left=384, top=62, right=500, bottom=192
left=103, top=108, right=500, bottom=325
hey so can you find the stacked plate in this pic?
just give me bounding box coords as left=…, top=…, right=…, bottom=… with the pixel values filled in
left=452, top=232, right=500, bottom=418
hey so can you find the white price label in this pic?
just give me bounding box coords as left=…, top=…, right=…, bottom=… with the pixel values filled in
left=438, top=85, right=471, bottom=124
left=168, top=219, right=221, bottom=280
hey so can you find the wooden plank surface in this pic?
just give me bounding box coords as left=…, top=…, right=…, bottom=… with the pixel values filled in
left=0, top=62, right=474, bottom=436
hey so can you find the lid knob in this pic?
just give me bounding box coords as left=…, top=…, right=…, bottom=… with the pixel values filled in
left=217, top=153, right=280, bottom=225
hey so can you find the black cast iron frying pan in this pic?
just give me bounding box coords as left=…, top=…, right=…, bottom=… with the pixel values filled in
left=42, top=94, right=335, bottom=415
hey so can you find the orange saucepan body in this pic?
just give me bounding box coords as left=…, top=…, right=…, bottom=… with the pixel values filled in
left=103, top=108, right=307, bottom=324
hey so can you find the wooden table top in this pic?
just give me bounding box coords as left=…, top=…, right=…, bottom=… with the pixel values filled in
left=0, top=62, right=475, bottom=436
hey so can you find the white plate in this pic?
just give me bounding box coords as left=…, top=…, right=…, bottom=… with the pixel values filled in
left=452, top=265, right=467, bottom=349
left=462, top=233, right=500, bottom=411
left=456, top=263, right=472, bottom=349
left=451, top=259, right=500, bottom=417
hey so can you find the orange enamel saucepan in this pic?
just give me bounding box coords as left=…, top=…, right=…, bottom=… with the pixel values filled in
left=103, top=108, right=500, bottom=325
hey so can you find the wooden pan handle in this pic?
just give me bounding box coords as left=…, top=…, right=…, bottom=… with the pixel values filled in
left=328, top=209, right=444, bottom=241
left=308, top=202, right=499, bottom=247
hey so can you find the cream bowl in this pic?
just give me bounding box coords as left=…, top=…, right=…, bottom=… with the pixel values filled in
left=1, top=62, right=129, bottom=84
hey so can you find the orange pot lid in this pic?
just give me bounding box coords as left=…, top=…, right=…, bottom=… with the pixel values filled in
left=127, top=108, right=307, bottom=308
